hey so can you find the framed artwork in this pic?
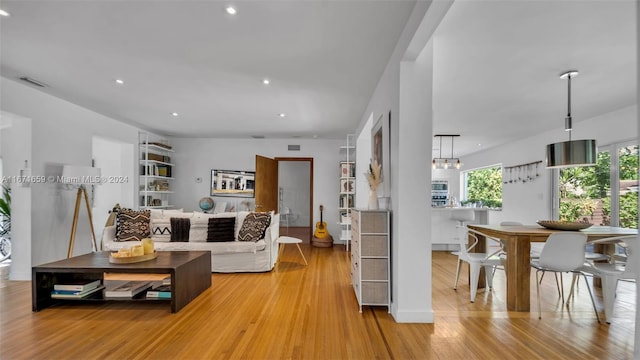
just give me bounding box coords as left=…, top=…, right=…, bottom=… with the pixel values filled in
left=371, top=111, right=390, bottom=195
left=210, top=169, right=255, bottom=197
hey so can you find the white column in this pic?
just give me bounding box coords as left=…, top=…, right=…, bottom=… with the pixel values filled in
left=391, top=40, right=434, bottom=322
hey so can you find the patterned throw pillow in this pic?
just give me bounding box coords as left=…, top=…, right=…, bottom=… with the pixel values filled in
left=150, top=219, right=171, bottom=242
left=237, top=212, right=271, bottom=242
left=115, top=208, right=150, bottom=242
left=207, top=217, right=236, bottom=242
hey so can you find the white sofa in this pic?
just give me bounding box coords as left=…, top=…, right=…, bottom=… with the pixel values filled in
left=102, top=210, right=280, bottom=273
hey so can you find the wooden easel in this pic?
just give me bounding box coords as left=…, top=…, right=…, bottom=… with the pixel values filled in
left=67, top=186, right=98, bottom=258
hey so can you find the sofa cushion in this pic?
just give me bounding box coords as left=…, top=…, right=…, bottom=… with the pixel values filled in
left=170, top=217, right=190, bottom=242
left=189, top=218, right=208, bottom=242
left=207, top=217, right=236, bottom=242
left=115, top=208, right=150, bottom=242
left=237, top=212, right=271, bottom=242
left=150, top=219, right=171, bottom=242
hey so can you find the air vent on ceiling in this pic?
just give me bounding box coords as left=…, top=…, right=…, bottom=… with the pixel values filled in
left=19, top=76, right=48, bottom=88
left=251, top=135, right=265, bottom=139
left=288, top=145, right=301, bottom=151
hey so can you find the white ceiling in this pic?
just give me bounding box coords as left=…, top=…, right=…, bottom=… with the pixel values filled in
left=0, top=1, right=637, bottom=158
left=433, top=0, right=636, bottom=157
left=0, top=1, right=415, bottom=138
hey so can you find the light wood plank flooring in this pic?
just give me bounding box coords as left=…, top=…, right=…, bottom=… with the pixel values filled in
left=0, top=247, right=635, bottom=359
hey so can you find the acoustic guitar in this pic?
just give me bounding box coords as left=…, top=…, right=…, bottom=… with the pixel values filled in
left=313, top=205, right=329, bottom=239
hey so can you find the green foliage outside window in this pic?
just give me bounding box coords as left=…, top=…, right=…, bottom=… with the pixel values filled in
left=559, top=146, right=638, bottom=228
left=464, top=166, right=502, bottom=208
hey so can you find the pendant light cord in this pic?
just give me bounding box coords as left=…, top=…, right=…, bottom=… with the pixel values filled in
left=566, top=73, right=572, bottom=142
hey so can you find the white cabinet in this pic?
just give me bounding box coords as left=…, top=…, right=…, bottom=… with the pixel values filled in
left=139, top=132, right=175, bottom=209
left=339, top=134, right=355, bottom=250
left=351, top=209, right=390, bottom=313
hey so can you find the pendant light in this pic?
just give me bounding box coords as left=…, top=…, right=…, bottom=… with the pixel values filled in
left=432, top=134, right=461, bottom=170
left=545, top=70, right=596, bottom=168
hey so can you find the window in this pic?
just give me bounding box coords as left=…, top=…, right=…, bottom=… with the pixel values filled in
left=462, top=165, right=503, bottom=208
left=555, top=141, right=638, bottom=229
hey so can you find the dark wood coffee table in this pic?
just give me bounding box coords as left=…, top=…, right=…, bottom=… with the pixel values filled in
left=32, top=251, right=211, bottom=313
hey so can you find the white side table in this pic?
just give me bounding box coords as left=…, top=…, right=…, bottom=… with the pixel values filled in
left=277, top=236, right=308, bottom=265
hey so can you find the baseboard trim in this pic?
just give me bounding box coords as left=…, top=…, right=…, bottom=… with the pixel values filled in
left=391, top=304, right=434, bottom=323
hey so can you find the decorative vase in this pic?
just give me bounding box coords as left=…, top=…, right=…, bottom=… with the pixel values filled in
left=368, top=189, right=379, bottom=210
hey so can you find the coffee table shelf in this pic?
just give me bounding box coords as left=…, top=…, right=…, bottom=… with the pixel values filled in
left=32, top=251, right=211, bottom=313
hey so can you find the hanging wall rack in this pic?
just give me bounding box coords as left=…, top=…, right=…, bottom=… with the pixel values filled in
left=503, top=160, right=543, bottom=184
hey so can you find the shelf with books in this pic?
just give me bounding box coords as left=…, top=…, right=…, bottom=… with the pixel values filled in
left=51, top=285, right=105, bottom=299
left=104, top=280, right=153, bottom=299
left=338, top=134, right=355, bottom=251
left=140, top=132, right=175, bottom=210
left=146, top=284, right=172, bottom=299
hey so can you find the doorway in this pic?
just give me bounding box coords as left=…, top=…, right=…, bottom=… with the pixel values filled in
left=276, top=157, right=313, bottom=243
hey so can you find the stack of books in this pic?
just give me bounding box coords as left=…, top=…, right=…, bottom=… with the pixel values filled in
left=146, top=284, right=171, bottom=299
left=104, top=281, right=152, bottom=299
left=51, top=279, right=104, bottom=299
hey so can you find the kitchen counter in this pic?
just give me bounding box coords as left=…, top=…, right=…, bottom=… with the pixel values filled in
left=431, top=207, right=491, bottom=250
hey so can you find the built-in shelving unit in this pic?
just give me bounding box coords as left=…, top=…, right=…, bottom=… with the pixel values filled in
left=139, top=132, right=175, bottom=209
left=339, top=134, right=355, bottom=250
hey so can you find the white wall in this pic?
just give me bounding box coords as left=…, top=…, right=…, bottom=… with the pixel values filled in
left=355, top=114, right=373, bottom=209
left=169, top=137, right=343, bottom=239
left=1, top=77, right=141, bottom=270
left=92, top=136, right=135, bottom=245
left=462, top=105, right=638, bottom=225
left=278, top=161, right=310, bottom=226
left=352, top=1, right=450, bottom=322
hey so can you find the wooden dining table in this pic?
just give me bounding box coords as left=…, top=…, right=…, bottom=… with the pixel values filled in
left=466, top=224, right=637, bottom=312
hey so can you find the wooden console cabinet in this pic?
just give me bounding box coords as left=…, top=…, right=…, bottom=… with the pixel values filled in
left=350, top=209, right=390, bottom=312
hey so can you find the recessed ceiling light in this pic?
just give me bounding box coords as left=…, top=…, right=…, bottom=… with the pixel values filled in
left=225, top=6, right=237, bottom=15
left=0, top=9, right=10, bottom=17
left=262, top=79, right=270, bottom=85
left=115, top=79, right=124, bottom=85
left=278, top=113, right=286, bottom=118
left=171, top=112, right=179, bottom=117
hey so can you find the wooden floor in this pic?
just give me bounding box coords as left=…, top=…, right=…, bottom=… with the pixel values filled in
left=0, top=247, right=635, bottom=359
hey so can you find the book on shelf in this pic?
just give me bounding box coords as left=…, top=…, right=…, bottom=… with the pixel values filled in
left=146, top=284, right=171, bottom=299
left=162, top=276, right=171, bottom=285
left=104, top=281, right=152, bottom=298
left=53, top=279, right=101, bottom=292
left=51, top=285, right=105, bottom=299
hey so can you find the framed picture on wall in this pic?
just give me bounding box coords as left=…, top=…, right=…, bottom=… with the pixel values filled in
left=371, top=111, right=390, bottom=195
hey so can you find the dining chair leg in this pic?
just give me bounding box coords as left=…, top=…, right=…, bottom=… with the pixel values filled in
left=536, top=270, right=543, bottom=319
left=566, top=274, right=579, bottom=304
left=582, top=274, right=601, bottom=323
left=484, top=265, right=494, bottom=290
left=453, top=259, right=462, bottom=290
left=469, top=263, right=481, bottom=303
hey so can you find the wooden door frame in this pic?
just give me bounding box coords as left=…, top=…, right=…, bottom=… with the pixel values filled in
left=274, top=157, right=314, bottom=230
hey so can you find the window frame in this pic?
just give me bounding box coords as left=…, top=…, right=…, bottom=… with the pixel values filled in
left=461, top=163, right=503, bottom=208
left=551, top=139, right=638, bottom=227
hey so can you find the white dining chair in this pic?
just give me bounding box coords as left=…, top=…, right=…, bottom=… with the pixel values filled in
left=531, top=232, right=600, bottom=322
left=574, top=235, right=637, bottom=323
left=453, top=226, right=504, bottom=303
